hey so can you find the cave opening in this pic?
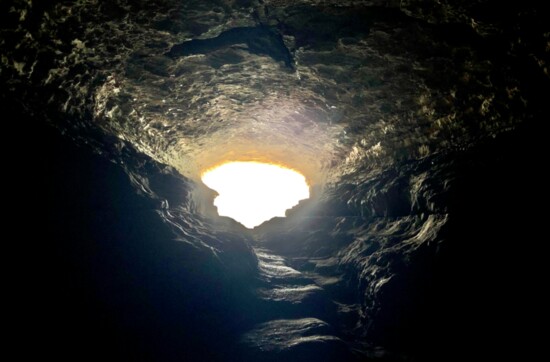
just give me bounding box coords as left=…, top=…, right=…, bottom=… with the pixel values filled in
left=201, top=161, right=310, bottom=228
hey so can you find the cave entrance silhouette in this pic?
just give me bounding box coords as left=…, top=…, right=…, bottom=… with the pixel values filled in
left=201, top=161, right=310, bottom=228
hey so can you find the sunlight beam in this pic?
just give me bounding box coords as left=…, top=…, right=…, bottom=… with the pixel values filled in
left=201, top=161, right=310, bottom=228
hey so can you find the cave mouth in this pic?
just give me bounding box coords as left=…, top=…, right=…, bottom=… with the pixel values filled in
left=201, top=161, right=310, bottom=229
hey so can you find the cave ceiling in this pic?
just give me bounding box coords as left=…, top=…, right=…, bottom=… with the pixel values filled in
left=1, top=0, right=547, bottom=185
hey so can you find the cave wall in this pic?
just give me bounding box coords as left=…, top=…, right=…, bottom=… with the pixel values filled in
left=258, top=122, right=544, bottom=360
left=10, top=117, right=260, bottom=361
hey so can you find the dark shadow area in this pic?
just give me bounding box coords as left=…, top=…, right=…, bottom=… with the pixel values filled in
left=8, top=114, right=259, bottom=361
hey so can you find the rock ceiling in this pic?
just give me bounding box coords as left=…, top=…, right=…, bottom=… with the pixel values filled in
left=3, top=0, right=546, bottom=186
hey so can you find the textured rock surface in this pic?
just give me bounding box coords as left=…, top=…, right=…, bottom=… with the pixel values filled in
left=3, top=0, right=546, bottom=179
left=2, top=0, right=547, bottom=361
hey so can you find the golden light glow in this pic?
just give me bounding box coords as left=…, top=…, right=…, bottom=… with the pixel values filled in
left=201, top=161, right=310, bottom=228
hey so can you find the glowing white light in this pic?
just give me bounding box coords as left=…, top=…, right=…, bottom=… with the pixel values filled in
left=201, top=161, right=310, bottom=228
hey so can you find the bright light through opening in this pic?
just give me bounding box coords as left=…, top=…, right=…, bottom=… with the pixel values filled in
left=201, top=161, right=310, bottom=228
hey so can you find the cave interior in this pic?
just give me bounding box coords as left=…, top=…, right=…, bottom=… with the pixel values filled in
left=2, top=1, right=547, bottom=361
